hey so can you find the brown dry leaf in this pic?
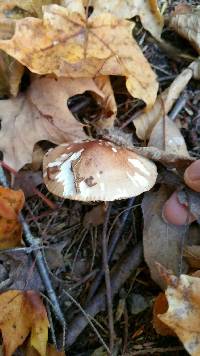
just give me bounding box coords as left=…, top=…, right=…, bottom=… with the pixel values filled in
left=0, top=4, right=158, bottom=108
left=83, top=204, right=106, bottom=227
left=0, top=51, right=24, bottom=97
left=184, top=246, right=200, bottom=269
left=0, top=290, right=49, bottom=356
left=142, top=185, right=188, bottom=289
left=0, top=186, right=24, bottom=249
left=153, top=292, right=175, bottom=336
left=159, top=273, right=200, bottom=356
left=170, top=7, right=200, bottom=54
left=0, top=76, right=105, bottom=170
left=88, top=0, right=163, bottom=39
left=134, top=65, right=194, bottom=140
left=148, top=116, right=189, bottom=156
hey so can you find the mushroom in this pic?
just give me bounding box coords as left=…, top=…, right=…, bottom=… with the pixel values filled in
left=43, top=140, right=157, bottom=201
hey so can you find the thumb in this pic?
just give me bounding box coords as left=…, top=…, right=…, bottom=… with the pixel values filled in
left=184, top=160, right=200, bottom=192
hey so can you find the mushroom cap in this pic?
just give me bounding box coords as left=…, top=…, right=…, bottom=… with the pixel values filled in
left=43, top=140, right=157, bottom=201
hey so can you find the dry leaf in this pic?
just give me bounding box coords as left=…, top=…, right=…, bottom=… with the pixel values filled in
left=159, top=273, right=200, bottom=356
left=26, top=344, right=65, bottom=356
left=134, top=65, right=194, bottom=140
left=184, top=246, right=200, bottom=269
left=0, top=290, right=49, bottom=356
left=177, top=188, right=200, bottom=223
left=83, top=204, right=106, bottom=227
left=0, top=76, right=105, bottom=170
left=0, top=4, right=158, bottom=108
left=0, top=186, right=24, bottom=249
left=93, top=76, right=117, bottom=128
left=170, top=7, right=200, bottom=54
left=87, top=0, right=163, bottom=39
left=142, top=185, right=188, bottom=289
left=0, top=51, right=24, bottom=97
left=153, top=293, right=175, bottom=336
left=148, top=116, right=189, bottom=156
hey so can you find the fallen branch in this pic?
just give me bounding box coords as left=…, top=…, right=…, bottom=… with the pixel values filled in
left=66, top=242, right=143, bottom=346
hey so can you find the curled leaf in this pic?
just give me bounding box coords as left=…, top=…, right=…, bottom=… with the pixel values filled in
left=88, top=0, right=164, bottom=39
left=134, top=65, right=194, bottom=140
left=170, top=7, right=200, bottom=54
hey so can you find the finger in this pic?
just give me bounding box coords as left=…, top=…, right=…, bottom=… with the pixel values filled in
left=184, top=160, right=200, bottom=192
left=162, top=191, right=195, bottom=225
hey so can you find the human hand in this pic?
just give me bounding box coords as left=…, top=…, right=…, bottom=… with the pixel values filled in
left=162, top=160, right=200, bottom=225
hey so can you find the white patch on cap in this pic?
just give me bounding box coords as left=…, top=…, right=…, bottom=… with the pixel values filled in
left=128, top=158, right=150, bottom=176
left=127, top=172, right=139, bottom=186
left=133, top=173, right=149, bottom=188
left=112, top=147, right=117, bottom=153
left=55, top=149, right=84, bottom=197
left=100, top=182, right=105, bottom=191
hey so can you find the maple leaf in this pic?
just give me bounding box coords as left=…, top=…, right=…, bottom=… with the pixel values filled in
left=0, top=290, right=49, bottom=356
left=0, top=186, right=24, bottom=249
left=0, top=4, right=158, bottom=108
left=87, top=0, right=164, bottom=39
left=159, top=272, right=200, bottom=356
left=0, top=76, right=106, bottom=170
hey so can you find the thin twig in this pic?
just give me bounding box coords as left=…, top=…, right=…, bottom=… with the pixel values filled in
left=169, top=93, right=189, bottom=121
left=87, top=199, right=135, bottom=301
left=66, top=242, right=143, bottom=346
left=0, top=165, right=66, bottom=349
left=102, top=203, right=115, bottom=353
left=63, top=289, right=110, bottom=354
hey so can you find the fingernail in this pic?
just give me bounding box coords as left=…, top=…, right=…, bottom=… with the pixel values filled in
left=162, top=192, right=194, bottom=226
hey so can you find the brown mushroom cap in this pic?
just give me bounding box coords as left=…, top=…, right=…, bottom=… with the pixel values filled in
left=43, top=140, right=157, bottom=201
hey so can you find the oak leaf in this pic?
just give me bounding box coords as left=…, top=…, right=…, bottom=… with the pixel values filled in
left=159, top=273, right=200, bottom=356
left=0, top=76, right=105, bottom=170
left=87, top=0, right=164, bottom=39
left=0, top=4, right=158, bottom=108
left=0, top=290, right=49, bottom=356
left=0, top=186, right=24, bottom=249
left=134, top=65, right=194, bottom=140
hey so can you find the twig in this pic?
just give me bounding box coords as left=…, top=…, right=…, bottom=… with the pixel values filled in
left=0, top=165, right=66, bottom=349
left=169, top=93, right=189, bottom=121
left=126, top=346, right=183, bottom=355
left=63, top=289, right=110, bottom=354
left=102, top=203, right=115, bottom=353
left=87, top=198, right=135, bottom=301
left=66, top=242, right=143, bottom=346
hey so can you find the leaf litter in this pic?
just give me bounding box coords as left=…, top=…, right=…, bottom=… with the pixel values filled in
left=0, top=0, right=200, bottom=355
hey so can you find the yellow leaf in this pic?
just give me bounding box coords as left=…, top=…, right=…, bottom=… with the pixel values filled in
left=0, top=0, right=56, bottom=18
left=159, top=273, right=200, bottom=356
left=87, top=0, right=163, bottom=39
left=0, top=4, right=158, bottom=108
left=0, top=291, right=49, bottom=356
left=0, top=186, right=24, bottom=249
